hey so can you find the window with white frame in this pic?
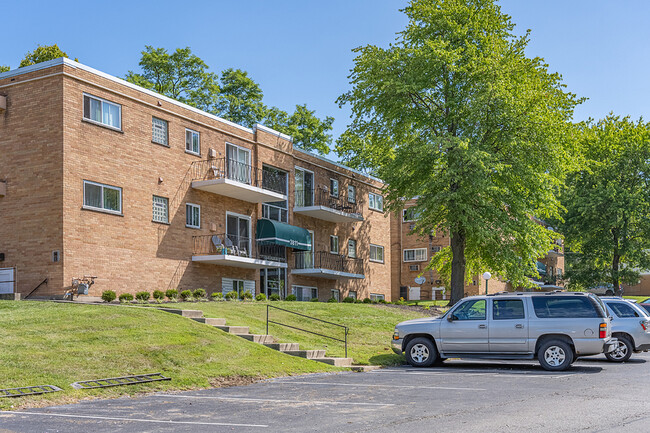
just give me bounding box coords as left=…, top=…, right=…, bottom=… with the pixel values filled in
left=330, top=235, right=339, bottom=254
left=152, top=117, right=168, bottom=145
left=186, top=203, right=200, bottom=228
left=369, top=193, right=383, bottom=212
left=83, top=180, right=122, bottom=214
left=330, top=178, right=339, bottom=198
left=348, top=239, right=357, bottom=258
left=349, top=290, right=357, bottom=300
left=83, top=94, right=121, bottom=130
left=431, top=246, right=442, bottom=253
left=185, top=129, right=200, bottom=155
left=370, top=244, right=384, bottom=263
left=370, top=293, right=385, bottom=302
left=331, top=289, right=340, bottom=302
left=347, top=185, right=356, bottom=203
left=403, top=207, right=421, bottom=222
left=409, top=264, right=420, bottom=271
left=152, top=196, right=169, bottom=223
left=262, top=201, right=288, bottom=223
left=292, top=285, right=318, bottom=302
left=403, top=248, right=427, bottom=262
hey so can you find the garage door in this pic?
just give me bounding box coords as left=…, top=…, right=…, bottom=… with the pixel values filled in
left=0, top=268, right=14, bottom=294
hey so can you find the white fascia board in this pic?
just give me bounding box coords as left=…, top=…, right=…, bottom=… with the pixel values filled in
left=253, top=123, right=293, bottom=142
left=292, top=146, right=384, bottom=184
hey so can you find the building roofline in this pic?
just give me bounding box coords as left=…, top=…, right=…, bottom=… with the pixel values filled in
left=291, top=146, right=383, bottom=184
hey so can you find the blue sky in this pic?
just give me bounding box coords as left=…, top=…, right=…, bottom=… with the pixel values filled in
left=3, top=1, right=649, bottom=156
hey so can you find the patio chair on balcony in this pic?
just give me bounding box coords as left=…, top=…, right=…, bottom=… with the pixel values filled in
left=211, top=236, right=226, bottom=255
left=224, top=237, right=239, bottom=256
left=210, top=164, right=224, bottom=179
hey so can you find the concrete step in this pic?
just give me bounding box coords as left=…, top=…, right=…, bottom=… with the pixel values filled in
left=192, top=317, right=226, bottom=326
left=313, top=357, right=354, bottom=367
left=264, top=342, right=300, bottom=351
left=236, top=334, right=276, bottom=344
left=281, top=349, right=326, bottom=359
left=214, top=325, right=250, bottom=334
left=159, top=308, right=204, bottom=319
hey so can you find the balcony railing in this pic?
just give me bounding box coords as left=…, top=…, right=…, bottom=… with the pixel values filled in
left=294, top=251, right=363, bottom=276
left=193, top=234, right=286, bottom=263
left=190, top=158, right=287, bottom=195
left=295, top=187, right=362, bottom=216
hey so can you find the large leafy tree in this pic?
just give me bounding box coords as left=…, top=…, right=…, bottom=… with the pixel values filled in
left=561, top=116, right=650, bottom=295
left=268, top=104, right=334, bottom=155
left=214, top=68, right=266, bottom=128
left=20, top=44, right=76, bottom=67
left=337, top=0, right=581, bottom=304
left=0, top=65, right=9, bottom=73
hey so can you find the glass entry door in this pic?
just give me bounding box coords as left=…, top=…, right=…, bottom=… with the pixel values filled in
left=226, top=213, right=251, bottom=255
left=261, top=268, right=286, bottom=298
left=295, top=168, right=314, bottom=207
left=227, top=143, right=251, bottom=184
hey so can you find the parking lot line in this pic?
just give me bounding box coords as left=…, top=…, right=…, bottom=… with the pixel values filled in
left=2, top=411, right=269, bottom=428
left=277, top=381, right=486, bottom=391
left=157, top=394, right=396, bottom=406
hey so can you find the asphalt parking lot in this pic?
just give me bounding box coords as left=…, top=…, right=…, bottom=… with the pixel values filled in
left=1, top=353, right=649, bottom=433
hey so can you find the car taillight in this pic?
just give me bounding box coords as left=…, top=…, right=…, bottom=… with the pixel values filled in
left=641, top=321, right=650, bottom=332
left=599, top=323, right=607, bottom=338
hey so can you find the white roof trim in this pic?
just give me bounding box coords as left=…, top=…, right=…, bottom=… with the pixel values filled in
left=253, top=123, right=293, bottom=142
left=292, top=146, right=383, bottom=184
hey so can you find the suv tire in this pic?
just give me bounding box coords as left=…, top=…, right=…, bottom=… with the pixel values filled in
left=538, top=339, right=574, bottom=371
left=405, top=337, right=438, bottom=367
left=605, top=335, right=633, bottom=362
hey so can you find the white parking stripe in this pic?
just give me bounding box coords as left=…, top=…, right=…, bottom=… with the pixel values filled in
left=3, top=411, right=268, bottom=428
left=157, top=394, right=395, bottom=406
left=276, top=381, right=485, bottom=391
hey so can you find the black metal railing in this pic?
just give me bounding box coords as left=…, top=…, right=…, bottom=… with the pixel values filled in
left=193, top=234, right=286, bottom=263
left=294, top=251, right=364, bottom=276
left=266, top=304, right=349, bottom=358
left=190, top=158, right=287, bottom=195
left=295, top=187, right=362, bottom=216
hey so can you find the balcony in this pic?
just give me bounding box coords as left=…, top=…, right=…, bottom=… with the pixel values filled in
left=192, top=234, right=287, bottom=269
left=293, top=187, right=363, bottom=223
left=291, top=251, right=364, bottom=280
left=190, top=159, right=287, bottom=203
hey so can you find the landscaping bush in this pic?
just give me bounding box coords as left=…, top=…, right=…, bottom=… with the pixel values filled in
left=165, top=289, right=178, bottom=302
left=378, top=299, right=388, bottom=304
left=211, top=292, right=224, bottom=301
left=310, top=297, right=319, bottom=302
left=180, top=289, right=193, bottom=301
left=101, top=290, right=116, bottom=303
left=118, top=293, right=133, bottom=303
left=152, top=290, right=165, bottom=302
left=225, top=291, right=238, bottom=301
left=193, top=288, right=207, bottom=301
left=240, top=291, right=253, bottom=301
left=363, top=298, right=372, bottom=304
left=342, top=296, right=355, bottom=303
left=285, top=294, right=297, bottom=301
left=354, top=299, right=363, bottom=304
left=327, top=297, right=338, bottom=303
left=255, top=293, right=266, bottom=301
left=269, top=294, right=281, bottom=301
left=135, top=291, right=150, bottom=303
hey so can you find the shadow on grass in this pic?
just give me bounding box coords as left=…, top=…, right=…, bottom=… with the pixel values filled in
left=370, top=353, right=405, bottom=366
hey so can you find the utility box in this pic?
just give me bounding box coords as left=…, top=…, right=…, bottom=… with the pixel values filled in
left=0, top=95, right=6, bottom=113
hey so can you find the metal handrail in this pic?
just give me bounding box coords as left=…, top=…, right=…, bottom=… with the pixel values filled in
left=294, top=251, right=364, bottom=275
left=295, top=187, right=362, bottom=216
left=193, top=234, right=286, bottom=263
left=190, top=158, right=287, bottom=195
left=266, top=304, right=349, bottom=358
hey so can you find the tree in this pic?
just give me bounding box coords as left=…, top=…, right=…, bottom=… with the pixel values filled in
left=270, top=104, right=334, bottom=155
left=560, top=115, right=650, bottom=295
left=337, top=0, right=581, bottom=304
left=215, top=68, right=266, bottom=128
left=19, top=44, right=75, bottom=68
left=0, top=65, right=9, bottom=73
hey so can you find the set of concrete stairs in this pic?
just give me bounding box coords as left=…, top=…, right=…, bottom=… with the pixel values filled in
left=159, top=308, right=357, bottom=368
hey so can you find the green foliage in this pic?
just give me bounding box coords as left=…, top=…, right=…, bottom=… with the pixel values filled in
left=152, top=290, right=165, bottom=302
left=285, top=294, right=297, bottom=301
left=211, top=292, right=224, bottom=300
left=118, top=293, right=133, bottom=303
left=215, top=68, right=266, bottom=127
left=560, top=115, right=650, bottom=293
left=240, top=291, right=253, bottom=301
left=310, top=297, right=320, bottom=302
left=179, top=289, right=193, bottom=301
left=0, top=65, right=9, bottom=73
left=193, top=288, right=207, bottom=300
left=165, top=289, right=178, bottom=301
left=101, top=290, right=116, bottom=303
left=378, top=299, right=388, bottom=304
left=19, top=44, right=75, bottom=68
left=268, top=104, right=334, bottom=155
left=327, top=297, right=338, bottom=303
left=337, top=0, right=580, bottom=303
left=135, top=291, right=150, bottom=303
left=225, top=291, right=238, bottom=301
left=342, top=296, right=355, bottom=304
left=255, top=293, right=266, bottom=301
left=269, top=294, right=281, bottom=301
left=363, top=298, right=372, bottom=304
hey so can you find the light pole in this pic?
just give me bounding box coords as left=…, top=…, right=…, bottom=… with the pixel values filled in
left=483, top=272, right=492, bottom=295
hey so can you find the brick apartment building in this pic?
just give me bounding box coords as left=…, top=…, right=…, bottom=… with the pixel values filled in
left=0, top=58, right=391, bottom=302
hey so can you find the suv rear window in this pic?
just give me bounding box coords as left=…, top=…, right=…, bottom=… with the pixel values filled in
left=532, top=296, right=600, bottom=318
left=607, top=302, right=641, bottom=318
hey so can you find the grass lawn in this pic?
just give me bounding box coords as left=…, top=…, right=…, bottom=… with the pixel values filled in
left=0, top=301, right=340, bottom=410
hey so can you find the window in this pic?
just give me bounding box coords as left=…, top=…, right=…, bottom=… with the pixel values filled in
left=409, top=223, right=416, bottom=231
left=83, top=180, right=122, bottom=214
left=152, top=196, right=169, bottom=223
left=330, top=235, right=339, bottom=254
left=349, top=291, right=357, bottom=300
left=368, top=193, right=383, bottom=212
left=409, top=265, right=420, bottom=271
left=607, top=302, right=641, bottom=318
left=348, top=185, right=356, bottom=203
left=330, top=179, right=339, bottom=198
left=331, top=289, right=340, bottom=302
left=403, top=248, right=427, bottom=262
left=83, top=94, right=121, bottom=130
left=185, top=129, right=200, bottom=155
left=348, top=239, right=357, bottom=258
left=186, top=203, right=200, bottom=229
left=431, top=246, right=442, bottom=253
left=226, top=213, right=251, bottom=255
left=262, top=201, right=288, bottom=223
left=370, top=293, right=385, bottom=302
left=227, top=143, right=251, bottom=183
left=370, top=244, right=384, bottom=263
left=493, top=299, right=525, bottom=320
left=532, top=296, right=601, bottom=319
left=152, top=117, right=168, bottom=146
left=295, top=167, right=314, bottom=207
left=293, top=285, right=318, bottom=302
left=52, top=250, right=60, bottom=263
left=451, top=299, right=486, bottom=321
left=263, top=165, right=287, bottom=195
left=403, top=208, right=421, bottom=222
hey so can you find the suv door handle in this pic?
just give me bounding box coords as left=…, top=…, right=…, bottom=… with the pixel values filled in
left=478, top=324, right=487, bottom=329
left=515, top=324, right=524, bottom=329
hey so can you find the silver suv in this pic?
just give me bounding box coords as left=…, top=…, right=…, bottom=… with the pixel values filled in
left=600, top=297, right=650, bottom=362
left=392, top=292, right=617, bottom=371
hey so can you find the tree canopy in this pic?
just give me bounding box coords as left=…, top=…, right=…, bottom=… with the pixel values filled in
left=19, top=44, right=75, bottom=68
left=337, top=0, right=581, bottom=304
left=560, top=115, right=650, bottom=294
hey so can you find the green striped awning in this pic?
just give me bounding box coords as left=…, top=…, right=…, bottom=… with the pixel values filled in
left=256, top=218, right=312, bottom=251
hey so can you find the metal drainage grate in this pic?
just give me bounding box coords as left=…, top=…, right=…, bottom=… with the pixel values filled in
left=71, top=373, right=171, bottom=390
left=1, top=385, right=62, bottom=398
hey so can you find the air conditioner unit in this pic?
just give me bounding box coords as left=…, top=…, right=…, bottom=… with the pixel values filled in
left=77, top=283, right=89, bottom=295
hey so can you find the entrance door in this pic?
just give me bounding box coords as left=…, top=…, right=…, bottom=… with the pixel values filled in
left=409, top=287, right=420, bottom=301
left=439, top=298, right=489, bottom=353
left=226, top=213, right=251, bottom=255
left=295, top=167, right=314, bottom=207
left=0, top=268, right=14, bottom=294
left=261, top=268, right=286, bottom=298
left=489, top=298, right=529, bottom=353
left=226, top=143, right=251, bottom=184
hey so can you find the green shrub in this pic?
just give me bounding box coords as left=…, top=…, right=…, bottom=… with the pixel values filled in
left=193, top=288, right=206, bottom=301
left=211, top=292, right=224, bottom=300
left=255, top=293, right=266, bottom=301
left=135, top=291, right=150, bottom=303
left=225, top=291, right=238, bottom=301
left=165, top=289, right=178, bottom=302
left=354, top=299, right=362, bottom=304
left=310, top=297, right=319, bottom=302
left=180, top=290, right=193, bottom=301
left=285, top=294, right=297, bottom=301
left=269, top=294, right=281, bottom=301
left=378, top=299, right=388, bottom=304
left=342, top=296, right=354, bottom=303
left=152, top=290, right=165, bottom=302
left=118, top=293, right=133, bottom=303
left=363, top=298, right=372, bottom=304
left=101, top=290, right=116, bottom=303
left=241, top=291, right=253, bottom=301
left=327, top=297, right=338, bottom=303
left=372, top=300, right=378, bottom=304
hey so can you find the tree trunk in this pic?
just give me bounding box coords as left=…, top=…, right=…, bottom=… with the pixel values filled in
left=449, top=229, right=466, bottom=306
left=612, top=230, right=621, bottom=297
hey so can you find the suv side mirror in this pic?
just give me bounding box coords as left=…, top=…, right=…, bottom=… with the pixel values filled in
left=447, top=314, right=455, bottom=322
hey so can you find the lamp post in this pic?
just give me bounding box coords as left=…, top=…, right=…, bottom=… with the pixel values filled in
left=483, top=272, right=492, bottom=295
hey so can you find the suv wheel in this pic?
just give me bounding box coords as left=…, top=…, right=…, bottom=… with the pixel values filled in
left=405, top=337, right=438, bottom=367
left=605, top=336, right=633, bottom=362
left=538, top=340, right=574, bottom=371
